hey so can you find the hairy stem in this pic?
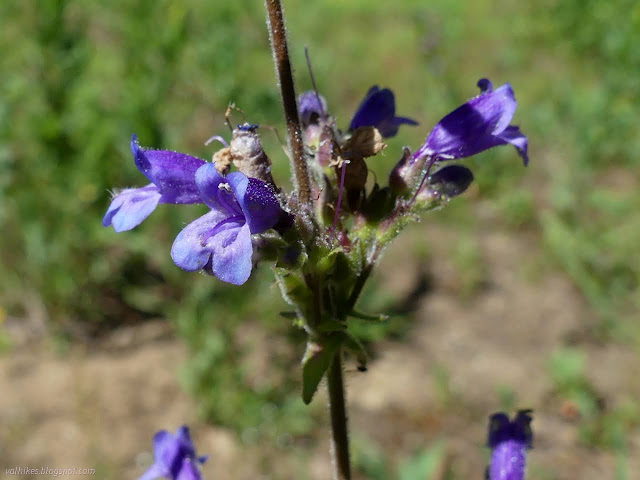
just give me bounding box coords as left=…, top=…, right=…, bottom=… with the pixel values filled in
left=327, top=349, right=351, bottom=480
left=264, top=0, right=311, bottom=205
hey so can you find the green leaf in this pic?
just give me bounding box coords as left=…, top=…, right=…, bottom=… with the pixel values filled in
left=301, top=335, right=343, bottom=404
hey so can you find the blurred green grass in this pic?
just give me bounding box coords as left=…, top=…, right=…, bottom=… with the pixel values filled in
left=1, top=0, right=639, bottom=471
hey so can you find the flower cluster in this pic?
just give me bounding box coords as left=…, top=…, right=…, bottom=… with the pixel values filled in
left=104, top=77, right=527, bottom=404
left=104, top=79, right=526, bottom=289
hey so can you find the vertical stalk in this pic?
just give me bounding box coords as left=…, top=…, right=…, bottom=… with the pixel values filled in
left=264, top=3, right=351, bottom=478
left=264, top=0, right=312, bottom=205
left=327, top=349, right=351, bottom=480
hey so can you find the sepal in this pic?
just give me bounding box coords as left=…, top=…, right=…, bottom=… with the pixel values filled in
left=273, top=267, right=313, bottom=324
left=343, top=332, right=369, bottom=372
left=301, top=334, right=344, bottom=404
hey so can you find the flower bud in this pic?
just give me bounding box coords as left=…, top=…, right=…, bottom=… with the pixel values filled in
left=343, top=126, right=386, bottom=159
left=389, top=147, right=424, bottom=195
left=413, top=164, right=474, bottom=209
left=425, top=164, right=474, bottom=198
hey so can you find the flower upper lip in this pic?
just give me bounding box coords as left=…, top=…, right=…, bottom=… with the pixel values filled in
left=413, top=79, right=529, bottom=166
left=349, top=85, right=419, bottom=138
left=102, top=135, right=206, bottom=233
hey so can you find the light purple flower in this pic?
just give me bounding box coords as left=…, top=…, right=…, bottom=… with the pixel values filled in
left=139, top=426, right=207, bottom=480
left=349, top=86, right=418, bottom=138
left=487, top=410, right=533, bottom=480
left=171, top=163, right=282, bottom=285
left=413, top=79, right=529, bottom=165
left=103, top=135, right=205, bottom=232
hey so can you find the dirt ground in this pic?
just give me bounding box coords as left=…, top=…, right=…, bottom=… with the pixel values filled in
left=1, top=225, right=639, bottom=479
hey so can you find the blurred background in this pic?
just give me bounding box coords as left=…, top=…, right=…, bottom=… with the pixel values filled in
left=1, top=0, right=639, bottom=478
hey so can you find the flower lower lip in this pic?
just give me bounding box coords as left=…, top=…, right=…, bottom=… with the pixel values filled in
left=200, top=215, right=244, bottom=246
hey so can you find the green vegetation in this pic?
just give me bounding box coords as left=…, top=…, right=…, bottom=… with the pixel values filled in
left=548, top=347, right=640, bottom=478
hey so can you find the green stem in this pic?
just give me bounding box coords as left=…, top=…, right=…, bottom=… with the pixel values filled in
left=264, top=0, right=312, bottom=205
left=327, top=349, right=351, bottom=480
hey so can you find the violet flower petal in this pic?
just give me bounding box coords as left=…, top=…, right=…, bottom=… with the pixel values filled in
left=487, top=410, right=533, bottom=480
left=496, top=125, right=529, bottom=166
left=174, top=426, right=197, bottom=459
left=227, top=172, right=282, bottom=234
left=207, top=222, right=253, bottom=285
left=490, top=441, right=527, bottom=480
left=138, top=463, right=168, bottom=480
left=138, top=426, right=205, bottom=480
left=349, top=86, right=418, bottom=138
left=171, top=210, right=240, bottom=273
left=137, top=430, right=179, bottom=480
left=418, top=83, right=518, bottom=160
left=195, top=163, right=243, bottom=216
left=103, top=184, right=161, bottom=232
left=131, top=135, right=205, bottom=204
left=175, top=459, right=202, bottom=480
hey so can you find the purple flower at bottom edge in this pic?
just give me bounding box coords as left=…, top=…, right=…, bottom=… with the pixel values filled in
left=486, top=410, right=533, bottom=480
left=139, top=426, right=208, bottom=480
left=413, top=79, right=529, bottom=166
left=349, top=86, right=418, bottom=138
left=170, top=163, right=282, bottom=285
left=103, top=135, right=205, bottom=232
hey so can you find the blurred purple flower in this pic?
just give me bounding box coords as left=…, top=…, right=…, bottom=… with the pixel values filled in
left=487, top=410, right=533, bottom=480
left=298, top=91, right=328, bottom=127
left=413, top=79, right=529, bottom=165
left=349, top=86, right=418, bottom=138
left=139, top=426, right=207, bottom=480
left=171, top=163, right=282, bottom=285
left=103, top=135, right=205, bottom=232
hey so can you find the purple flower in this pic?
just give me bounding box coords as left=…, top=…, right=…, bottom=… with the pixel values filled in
left=413, top=79, right=529, bottom=165
left=139, top=426, right=207, bottom=480
left=487, top=410, right=533, bottom=480
left=298, top=91, right=328, bottom=127
left=103, top=135, right=205, bottom=232
left=349, top=86, right=418, bottom=138
left=171, top=163, right=282, bottom=285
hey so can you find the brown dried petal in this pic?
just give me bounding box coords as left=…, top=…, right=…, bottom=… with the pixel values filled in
left=344, top=126, right=386, bottom=159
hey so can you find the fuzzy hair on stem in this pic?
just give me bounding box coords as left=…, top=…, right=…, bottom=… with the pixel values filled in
left=264, top=0, right=312, bottom=205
